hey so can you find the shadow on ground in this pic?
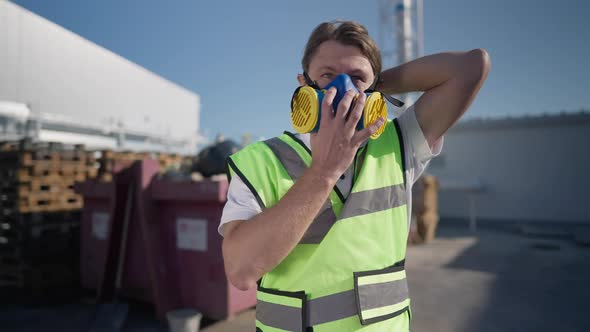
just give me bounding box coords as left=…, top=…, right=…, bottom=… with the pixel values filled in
left=407, top=224, right=590, bottom=332
left=3, top=224, right=590, bottom=332
left=0, top=288, right=219, bottom=332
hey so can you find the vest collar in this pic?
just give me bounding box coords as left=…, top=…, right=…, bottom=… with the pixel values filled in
left=289, top=132, right=369, bottom=154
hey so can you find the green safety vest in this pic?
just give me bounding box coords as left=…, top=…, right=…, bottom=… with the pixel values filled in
left=227, top=119, right=410, bottom=332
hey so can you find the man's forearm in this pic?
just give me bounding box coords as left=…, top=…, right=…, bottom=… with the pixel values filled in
left=378, top=49, right=487, bottom=95
left=378, top=49, right=490, bottom=146
left=222, top=168, right=336, bottom=290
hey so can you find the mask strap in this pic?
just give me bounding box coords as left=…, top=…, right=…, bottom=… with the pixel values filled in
left=382, top=94, right=405, bottom=108
left=369, top=74, right=381, bottom=91
left=302, top=72, right=321, bottom=90
left=365, top=75, right=405, bottom=108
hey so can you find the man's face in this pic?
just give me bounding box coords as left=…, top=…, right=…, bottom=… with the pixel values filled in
left=305, top=40, right=375, bottom=92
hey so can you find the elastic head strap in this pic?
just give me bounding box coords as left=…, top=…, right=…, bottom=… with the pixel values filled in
left=368, top=74, right=381, bottom=91
left=365, top=74, right=405, bottom=108
left=302, top=71, right=321, bottom=90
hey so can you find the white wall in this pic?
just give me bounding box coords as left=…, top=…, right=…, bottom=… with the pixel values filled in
left=0, top=1, right=201, bottom=151
left=428, top=113, right=590, bottom=224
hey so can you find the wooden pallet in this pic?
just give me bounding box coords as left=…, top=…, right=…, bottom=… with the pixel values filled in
left=0, top=149, right=95, bottom=165
left=22, top=160, right=90, bottom=175
left=156, top=152, right=183, bottom=168
left=0, top=210, right=81, bottom=224
left=95, top=150, right=188, bottom=181
left=0, top=155, right=90, bottom=168
left=0, top=262, right=77, bottom=288
left=100, top=149, right=151, bottom=161
left=0, top=139, right=84, bottom=153
left=0, top=235, right=78, bottom=265
left=0, top=212, right=80, bottom=266
left=0, top=241, right=78, bottom=261
left=1, top=192, right=83, bottom=213
left=96, top=173, right=114, bottom=182
left=0, top=140, right=98, bottom=181
left=95, top=150, right=147, bottom=182
left=0, top=219, right=78, bottom=241
left=0, top=176, right=77, bottom=196
left=0, top=166, right=95, bottom=182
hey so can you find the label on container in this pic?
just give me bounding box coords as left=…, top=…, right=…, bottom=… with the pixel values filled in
left=176, top=218, right=208, bottom=252
left=91, top=212, right=110, bottom=240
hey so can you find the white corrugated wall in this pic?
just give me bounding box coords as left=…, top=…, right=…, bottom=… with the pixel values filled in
left=0, top=0, right=202, bottom=152
left=428, top=114, right=590, bottom=224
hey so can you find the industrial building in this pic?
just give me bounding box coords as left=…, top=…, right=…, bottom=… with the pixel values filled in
left=0, top=1, right=203, bottom=153
left=428, top=111, right=590, bottom=226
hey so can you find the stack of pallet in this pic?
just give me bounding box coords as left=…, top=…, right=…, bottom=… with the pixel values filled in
left=0, top=140, right=97, bottom=290
left=95, top=150, right=149, bottom=182
left=96, top=150, right=187, bottom=181
left=408, top=174, right=440, bottom=245
left=156, top=152, right=184, bottom=171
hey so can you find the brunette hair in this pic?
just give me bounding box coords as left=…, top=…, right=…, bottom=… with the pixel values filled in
left=302, top=20, right=382, bottom=77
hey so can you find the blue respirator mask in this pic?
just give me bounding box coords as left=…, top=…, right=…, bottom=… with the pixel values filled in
left=290, top=73, right=404, bottom=139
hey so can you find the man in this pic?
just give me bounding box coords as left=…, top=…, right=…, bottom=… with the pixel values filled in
left=219, top=21, right=490, bottom=331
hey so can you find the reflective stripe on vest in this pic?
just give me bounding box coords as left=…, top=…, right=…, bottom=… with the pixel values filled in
left=263, top=136, right=407, bottom=242
left=339, top=184, right=406, bottom=220
left=264, top=137, right=337, bottom=244
left=256, top=289, right=306, bottom=332
left=256, top=262, right=410, bottom=330
left=354, top=263, right=410, bottom=325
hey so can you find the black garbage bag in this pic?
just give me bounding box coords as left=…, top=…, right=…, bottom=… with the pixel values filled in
left=194, top=140, right=242, bottom=177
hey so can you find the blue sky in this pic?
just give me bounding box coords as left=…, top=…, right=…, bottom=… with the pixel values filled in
left=11, top=0, right=590, bottom=142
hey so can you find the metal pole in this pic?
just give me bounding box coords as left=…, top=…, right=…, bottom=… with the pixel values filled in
left=416, top=0, right=424, bottom=57
left=469, top=193, right=477, bottom=232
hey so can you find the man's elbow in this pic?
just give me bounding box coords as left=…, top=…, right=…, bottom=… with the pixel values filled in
left=226, top=267, right=258, bottom=291
left=465, top=48, right=491, bottom=84
left=222, top=240, right=260, bottom=291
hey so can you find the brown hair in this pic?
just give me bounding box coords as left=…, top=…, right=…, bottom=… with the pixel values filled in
left=302, top=20, right=382, bottom=77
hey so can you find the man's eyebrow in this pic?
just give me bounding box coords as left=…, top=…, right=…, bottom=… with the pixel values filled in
left=347, top=69, right=366, bottom=77
left=318, top=66, right=337, bottom=72
left=317, top=67, right=367, bottom=77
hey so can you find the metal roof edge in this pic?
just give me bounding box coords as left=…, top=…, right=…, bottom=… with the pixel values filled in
left=454, top=110, right=590, bottom=131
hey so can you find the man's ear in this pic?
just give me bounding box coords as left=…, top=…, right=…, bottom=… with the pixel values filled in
left=296, top=74, right=306, bottom=86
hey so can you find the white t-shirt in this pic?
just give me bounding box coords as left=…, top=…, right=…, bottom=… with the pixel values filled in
left=218, top=105, right=443, bottom=237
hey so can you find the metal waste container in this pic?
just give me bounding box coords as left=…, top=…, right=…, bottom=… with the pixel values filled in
left=144, top=176, right=256, bottom=320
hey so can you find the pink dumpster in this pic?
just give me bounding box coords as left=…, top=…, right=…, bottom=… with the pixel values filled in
left=78, top=159, right=256, bottom=321
left=76, top=180, right=113, bottom=292
left=137, top=165, right=256, bottom=320
left=75, top=163, right=153, bottom=302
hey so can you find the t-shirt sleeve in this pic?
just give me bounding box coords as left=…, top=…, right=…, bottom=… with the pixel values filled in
left=218, top=175, right=262, bottom=237
left=397, top=105, right=444, bottom=183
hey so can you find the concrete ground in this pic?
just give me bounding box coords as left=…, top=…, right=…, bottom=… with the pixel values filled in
left=203, top=225, right=590, bottom=332
left=2, top=225, right=590, bottom=331
left=406, top=226, right=590, bottom=332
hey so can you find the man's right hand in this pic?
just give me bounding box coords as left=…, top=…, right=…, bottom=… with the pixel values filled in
left=310, top=87, right=385, bottom=183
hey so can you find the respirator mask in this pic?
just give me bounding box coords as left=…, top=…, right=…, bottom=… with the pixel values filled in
left=290, top=73, right=404, bottom=139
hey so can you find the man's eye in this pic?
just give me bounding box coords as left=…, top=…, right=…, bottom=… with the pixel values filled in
left=321, top=73, right=334, bottom=79
left=352, top=76, right=365, bottom=82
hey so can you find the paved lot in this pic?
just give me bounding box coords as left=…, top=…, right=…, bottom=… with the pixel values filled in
left=2, top=225, right=590, bottom=331
left=407, top=226, right=590, bottom=332
left=203, top=226, right=590, bottom=332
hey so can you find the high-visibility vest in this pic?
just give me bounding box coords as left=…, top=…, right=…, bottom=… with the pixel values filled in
left=227, top=119, right=410, bottom=332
